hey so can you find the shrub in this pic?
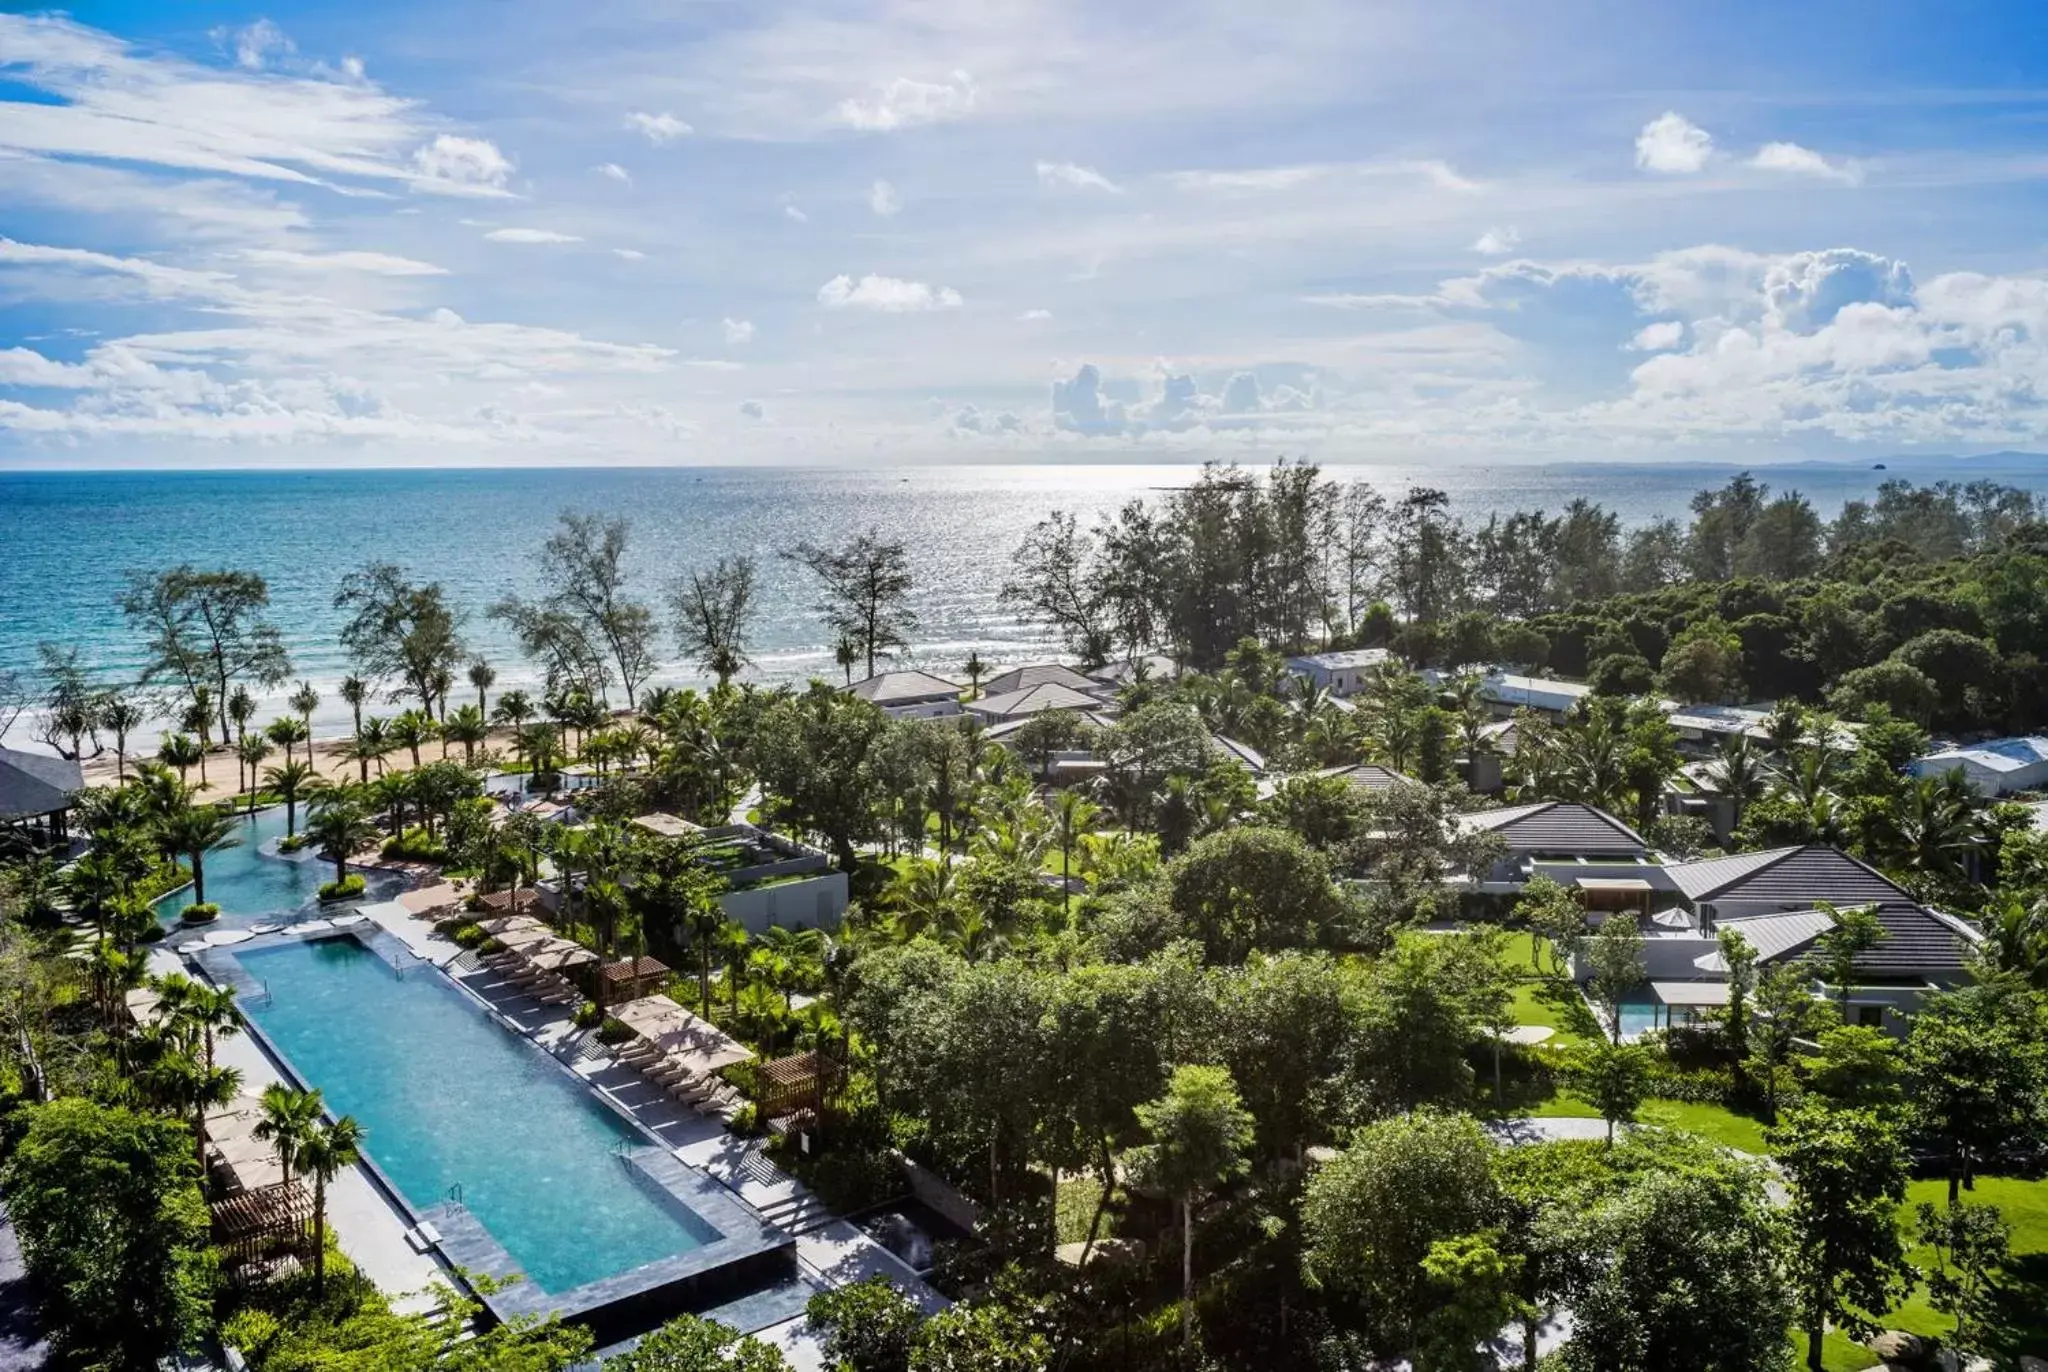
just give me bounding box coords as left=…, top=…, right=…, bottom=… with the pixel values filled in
left=596, top=1016, right=636, bottom=1045
left=318, top=874, right=366, bottom=903
left=448, top=922, right=487, bottom=949
left=276, top=834, right=307, bottom=854
left=379, top=827, right=450, bottom=864
left=805, top=1278, right=921, bottom=1372
left=180, top=903, right=221, bottom=925
left=572, top=1001, right=603, bottom=1029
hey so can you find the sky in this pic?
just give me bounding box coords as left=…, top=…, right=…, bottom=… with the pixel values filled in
left=5, top=1, right=2048, bottom=468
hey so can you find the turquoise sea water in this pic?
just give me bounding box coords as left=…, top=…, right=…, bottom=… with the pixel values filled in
left=5, top=460, right=2044, bottom=736
left=240, top=936, right=716, bottom=1293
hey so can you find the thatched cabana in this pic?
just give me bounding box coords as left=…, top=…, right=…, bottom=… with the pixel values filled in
left=600, top=956, right=670, bottom=1003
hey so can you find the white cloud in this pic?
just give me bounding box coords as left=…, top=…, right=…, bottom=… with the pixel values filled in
left=229, top=19, right=295, bottom=71
left=835, top=72, right=978, bottom=131
left=412, top=135, right=514, bottom=194
left=723, top=318, right=755, bottom=344
left=611, top=247, right=646, bottom=260
left=242, top=248, right=448, bottom=276
left=1635, top=112, right=1713, bottom=174
left=484, top=227, right=583, bottom=244
left=626, top=111, right=691, bottom=143
left=868, top=179, right=901, bottom=216
left=1036, top=160, right=1118, bottom=193
left=594, top=162, right=632, bottom=185
left=783, top=204, right=809, bottom=223
left=1751, top=141, right=1860, bottom=184
left=1628, top=320, right=1684, bottom=351
left=1018, top=308, right=1052, bottom=321
left=952, top=403, right=1023, bottom=434
left=817, top=273, right=963, bottom=311
left=1472, top=226, right=1520, bottom=255
left=739, top=399, right=765, bottom=419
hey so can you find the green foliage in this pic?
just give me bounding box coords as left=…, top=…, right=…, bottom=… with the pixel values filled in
left=602, top=1313, right=791, bottom=1371
left=1769, top=1103, right=1911, bottom=1366
left=1301, top=1110, right=1499, bottom=1349
left=181, top=901, right=221, bottom=924
left=319, top=873, right=368, bottom=901
left=1577, top=1041, right=1652, bottom=1145
left=5, top=1097, right=216, bottom=1368
left=1165, top=825, right=1344, bottom=963
left=805, top=1277, right=923, bottom=1372
left=1915, top=1200, right=2011, bottom=1358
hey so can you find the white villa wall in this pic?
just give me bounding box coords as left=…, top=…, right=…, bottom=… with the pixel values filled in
left=718, top=871, right=848, bottom=934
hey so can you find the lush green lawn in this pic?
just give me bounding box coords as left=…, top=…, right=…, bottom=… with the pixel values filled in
left=1528, top=1093, right=1773, bottom=1154
left=1807, top=1175, right=2048, bottom=1370
left=1508, top=979, right=1601, bottom=1048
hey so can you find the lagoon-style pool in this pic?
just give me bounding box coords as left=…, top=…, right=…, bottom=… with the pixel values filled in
left=239, top=936, right=718, bottom=1293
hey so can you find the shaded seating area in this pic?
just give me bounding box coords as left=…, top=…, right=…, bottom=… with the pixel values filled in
left=476, top=919, right=593, bottom=1005
left=601, top=955, right=670, bottom=1003
left=0, top=746, right=83, bottom=854
left=609, top=994, right=753, bottom=1123
left=212, top=1180, right=316, bottom=1286
left=756, top=1051, right=838, bottom=1133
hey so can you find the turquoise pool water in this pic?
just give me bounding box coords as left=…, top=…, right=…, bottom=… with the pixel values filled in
left=1617, top=999, right=1662, bottom=1039
left=155, top=807, right=324, bottom=923
left=239, top=937, right=716, bottom=1292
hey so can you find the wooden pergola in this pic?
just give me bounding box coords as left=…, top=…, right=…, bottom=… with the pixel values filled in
left=212, top=1181, right=315, bottom=1285
left=600, top=956, right=670, bottom=1003
left=757, top=1051, right=838, bottom=1131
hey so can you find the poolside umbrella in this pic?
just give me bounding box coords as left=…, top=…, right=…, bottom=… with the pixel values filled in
left=493, top=924, right=559, bottom=952
left=525, top=942, right=598, bottom=972
left=476, top=914, right=548, bottom=937
left=613, top=994, right=752, bottom=1075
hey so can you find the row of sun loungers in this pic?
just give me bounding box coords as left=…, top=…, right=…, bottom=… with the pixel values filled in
left=612, top=1040, right=746, bottom=1121
left=479, top=949, right=581, bottom=1005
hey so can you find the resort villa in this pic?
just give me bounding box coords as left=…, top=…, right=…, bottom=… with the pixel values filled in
left=847, top=669, right=965, bottom=719
left=1908, top=735, right=2048, bottom=796
left=1456, top=800, right=1661, bottom=910
left=1284, top=648, right=1397, bottom=697
left=629, top=813, right=850, bottom=933
left=0, top=744, right=83, bottom=853
left=1576, top=844, right=1983, bottom=1035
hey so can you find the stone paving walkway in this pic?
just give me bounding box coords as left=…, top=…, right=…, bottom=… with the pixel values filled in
left=0, top=1197, right=48, bottom=1371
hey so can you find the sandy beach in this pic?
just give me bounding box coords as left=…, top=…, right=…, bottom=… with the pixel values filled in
left=76, top=724, right=529, bottom=804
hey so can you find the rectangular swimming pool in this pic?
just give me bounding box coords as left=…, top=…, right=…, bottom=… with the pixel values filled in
left=238, top=936, right=718, bottom=1294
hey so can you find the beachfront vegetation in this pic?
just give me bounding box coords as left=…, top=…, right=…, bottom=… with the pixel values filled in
left=2, top=463, right=2048, bottom=1367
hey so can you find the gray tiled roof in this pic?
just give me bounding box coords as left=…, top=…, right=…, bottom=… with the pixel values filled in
left=968, top=682, right=1101, bottom=718
left=1460, top=801, right=1647, bottom=852
left=981, top=663, right=1098, bottom=697
left=848, top=670, right=960, bottom=704
left=1317, top=763, right=1414, bottom=792
left=1793, top=902, right=1979, bottom=979
left=1668, top=844, right=1911, bottom=906
left=0, top=747, right=83, bottom=820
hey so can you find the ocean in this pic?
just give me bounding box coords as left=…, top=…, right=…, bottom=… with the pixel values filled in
left=3, top=458, right=2044, bottom=738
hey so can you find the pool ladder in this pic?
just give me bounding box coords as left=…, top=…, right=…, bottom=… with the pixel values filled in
left=445, top=1182, right=463, bottom=1205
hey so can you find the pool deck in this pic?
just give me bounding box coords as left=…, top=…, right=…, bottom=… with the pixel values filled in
left=147, top=945, right=451, bottom=1313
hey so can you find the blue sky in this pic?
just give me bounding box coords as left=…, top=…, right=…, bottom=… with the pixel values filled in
left=6, top=1, right=2048, bottom=466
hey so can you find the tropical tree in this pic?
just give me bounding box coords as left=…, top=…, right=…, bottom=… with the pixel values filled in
left=493, top=688, right=536, bottom=731
left=833, top=634, right=858, bottom=687
left=227, top=685, right=257, bottom=782
left=157, top=732, right=202, bottom=789
left=288, top=679, right=320, bottom=734
left=1580, top=1040, right=1652, bottom=1146
left=467, top=657, right=496, bottom=714
left=235, top=735, right=271, bottom=811
left=305, top=792, right=378, bottom=885
left=389, top=708, right=437, bottom=769
left=1122, top=1063, right=1255, bottom=1350
left=263, top=758, right=320, bottom=836
left=252, top=1083, right=323, bottom=1184
left=158, top=803, right=236, bottom=906
left=1050, top=789, right=1101, bottom=923
left=339, top=673, right=367, bottom=738
left=1770, top=1103, right=1911, bottom=1372
left=343, top=715, right=390, bottom=783
left=295, top=1113, right=365, bottom=1294
left=962, top=650, right=986, bottom=698
left=1586, top=912, right=1646, bottom=1043
left=669, top=555, right=758, bottom=688
left=1704, top=734, right=1768, bottom=832
left=787, top=529, right=918, bottom=680
left=100, top=695, right=145, bottom=781
left=444, top=703, right=490, bottom=762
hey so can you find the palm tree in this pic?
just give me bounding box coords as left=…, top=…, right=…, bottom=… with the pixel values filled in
left=339, top=675, right=367, bottom=740
left=264, top=759, right=320, bottom=836
left=157, top=732, right=202, bottom=788
left=344, top=716, right=391, bottom=784
left=584, top=877, right=629, bottom=1013
left=962, top=651, right=986, bottom=699
left=492, top=689, right=536, bottom=732
left=178, top=981, right=240, bottom=1072
left=516, top=722, right=562, bottom=782
left=685, top=902, right=725, bottom=1012
left=1051, top=790, right=1101, bottom=923
left=715, top=919, right=752, bottom=1019
left=884, top=857, right=960, bottom=940
left=100, top=697, right=144, bottom=781
left=444, top=704, right=489, bottom=763
left=427, top=664, right=454, bottom=722
left=1705, top=734, right=1768, bottom=832
left=834, top=634, right=859, bottom=687
left=758, top=926, right=823, bottom=1012
left=252, top=1083, right=322, bottom=1183
left=468, top=658, right=495, bottom=715
left=297, top=1113, right=365, bottom=1293
left=288, top=681, right=320, bottom=737
left=305, top=794, right=378, bottom=886
left=266, top=715, right=310, bottom=768
left=370, top=772, right=410, bottom=836
left=389, top=709, right=436, bottom=770
left=228, top=683, right=257, bottom=753
left=158, top=804, right=237, bottom=905
left=136, top=1030, right=241, bottom=1175
left=236, top=736, right=272, bottom=812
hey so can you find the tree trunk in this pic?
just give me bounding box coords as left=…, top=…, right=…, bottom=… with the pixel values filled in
left=1079, top=1136, right=1116, bottom=1268
left=193, top=853, right=206, bottom=904
left=1806, top=1313, right=1825, bottom=1372
left=1180, top=1196, right=1194, bottom=1350
left=314, top=1174, right=328, bottom=1294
